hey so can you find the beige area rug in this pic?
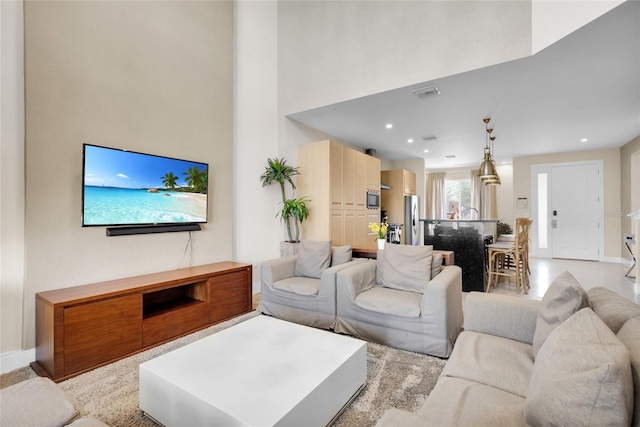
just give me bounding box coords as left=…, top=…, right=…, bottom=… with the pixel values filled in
left=1, top=311, right=446, bottom=426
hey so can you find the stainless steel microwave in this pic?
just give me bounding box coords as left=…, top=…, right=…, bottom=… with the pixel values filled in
left=366, top=191, right=380, bottom=209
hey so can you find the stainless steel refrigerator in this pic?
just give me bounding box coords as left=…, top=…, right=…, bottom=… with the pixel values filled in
left=404, top=195, right=420, bottom=245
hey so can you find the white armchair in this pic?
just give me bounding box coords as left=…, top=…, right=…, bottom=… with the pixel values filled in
left=259, top=241, right=364, bottom=330
left=335, top=245, right=463, bottom=357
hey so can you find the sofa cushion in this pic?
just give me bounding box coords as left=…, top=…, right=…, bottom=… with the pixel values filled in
left=526, top=308, right=633, bottom=427
left=376, top=244, right=432, bottom=293
left=294, top=240, right=331, bottom=279
left=355, top=286, right=422, bottom=318
left=273, top=276, right=320, bottom=296
left=588, top=286, right=640, bottom=334
left=532, top=271, right=590, bottom=356
left=441, top=330, right=534, bottom=398
left=413, top=376, right=526, bottom=427
left=0, top=377, right=80, bottom=427
left=331, top=245, right=352, bottom=267
left=617, top=316, right=640, bottom=427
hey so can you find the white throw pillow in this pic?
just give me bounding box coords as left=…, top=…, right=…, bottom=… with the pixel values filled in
left=532, top=271, right=590, bottom=357
left=376, top=244, right=432, bottom=293
left=331, top=245, right=352, bottom=267
left=294, top=240, right=332, bottom=279
left=431, top=252, right=443, bottom=278
left=525, top=308, right=633, bottom=427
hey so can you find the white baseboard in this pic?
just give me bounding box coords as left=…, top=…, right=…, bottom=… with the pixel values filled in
left=599, top=256, right=634, bottom=265
left=1, top=348, right=35, bottom=374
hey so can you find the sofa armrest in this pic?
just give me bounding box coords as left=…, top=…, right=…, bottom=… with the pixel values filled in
left=260, top=255, right=297, bottom=288
left=421, top=265, right=463, bottom=335
left=464, top=292, right=541, bottom=344
left=336, top=259, right=377, bottom=301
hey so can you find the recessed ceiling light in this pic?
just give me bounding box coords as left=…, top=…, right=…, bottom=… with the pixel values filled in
left=385, top=124, right=393, bottom=129
left=581, top=138, right=588, bottom=142
left=424, top=149, right=429, bottom=153
left=407, top=139, right=414, bottom=143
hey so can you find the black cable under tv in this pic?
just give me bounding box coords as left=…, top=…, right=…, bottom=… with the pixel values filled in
left=106, top=223, right=201, bottom=236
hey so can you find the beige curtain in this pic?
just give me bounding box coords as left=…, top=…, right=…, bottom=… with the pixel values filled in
left=470, top=170, right=497, bottom=219
left=426, top=172, right=446, bottom=219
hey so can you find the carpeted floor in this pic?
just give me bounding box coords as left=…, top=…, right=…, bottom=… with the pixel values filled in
left=1, top=311, right=446, bottom=426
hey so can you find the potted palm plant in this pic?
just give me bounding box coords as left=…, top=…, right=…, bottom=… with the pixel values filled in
left=260, top=157, right=310, bottom=254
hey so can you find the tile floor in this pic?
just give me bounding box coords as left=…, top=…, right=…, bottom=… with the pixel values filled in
left=487, top=257, right=639, bottom=303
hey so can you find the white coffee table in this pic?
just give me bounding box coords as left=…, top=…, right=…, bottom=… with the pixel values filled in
left=139, top=315, right=367, bottom=426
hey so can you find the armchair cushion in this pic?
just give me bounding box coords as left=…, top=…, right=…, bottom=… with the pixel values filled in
left=355, top=286, right=422, bottom=318
left=526, top=308, right=633, bottom=426
left=532, top=271, right=590, bottom=356
left=376, top=244, right=433, bottom=293
left=331, top=245, right=352, bottom=267
left=273, top=276, right=321, bottom=296
left=294, top=240, right=331, bottom=279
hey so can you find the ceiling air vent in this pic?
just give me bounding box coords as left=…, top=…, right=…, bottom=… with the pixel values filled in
left=422, top=135, right=437, bottom=141
left=445, top=154, right=457, bottom=159
left=411, top=85, right=441, bottom=98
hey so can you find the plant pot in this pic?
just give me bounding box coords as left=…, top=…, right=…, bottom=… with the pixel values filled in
left=377, top=239, right=385, bottom=250
left=280, top=241, right=301, bottom=257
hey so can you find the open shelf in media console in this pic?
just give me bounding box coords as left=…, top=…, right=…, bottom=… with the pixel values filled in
left=142, top=281, right=208, bottom=318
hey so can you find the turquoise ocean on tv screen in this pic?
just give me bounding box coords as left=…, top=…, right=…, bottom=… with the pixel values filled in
left=83, top=186, right=207, bottom=225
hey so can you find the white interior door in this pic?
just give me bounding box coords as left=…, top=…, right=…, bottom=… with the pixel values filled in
left=550, top=163, right=601, bottom=260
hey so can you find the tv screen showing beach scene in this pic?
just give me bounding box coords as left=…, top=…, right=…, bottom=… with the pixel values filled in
left=82, top=144, right=208, bottom=226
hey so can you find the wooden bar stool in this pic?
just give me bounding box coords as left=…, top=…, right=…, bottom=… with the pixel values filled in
left=486, top=218, right=532, bottom=293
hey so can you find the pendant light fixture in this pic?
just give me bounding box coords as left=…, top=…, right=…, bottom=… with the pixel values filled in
left=477, top=118, right=501, bottom=185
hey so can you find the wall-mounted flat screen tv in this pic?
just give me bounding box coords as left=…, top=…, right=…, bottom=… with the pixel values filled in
left=82, top=144, right=208, bottom=227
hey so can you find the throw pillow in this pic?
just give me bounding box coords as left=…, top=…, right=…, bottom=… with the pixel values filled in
left=588, top=287, right=640, bottom=334
left=431, top=252, right=443, bottom=278
left=376, top=244, right=432, bottom=293
left=331, top=245, right=352, bottom=267
left=532, top=271, right=590, bottom=357
left=616, top=316, right=640, bottom=427
left=525, top=308, right=633, bottom=427
left=294, top=240, right=332, bottom=279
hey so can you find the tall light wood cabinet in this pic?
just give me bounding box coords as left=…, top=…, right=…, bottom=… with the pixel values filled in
left=298, top=140, right=380, bottom=248
left=381, top=169, right=417, bottom=229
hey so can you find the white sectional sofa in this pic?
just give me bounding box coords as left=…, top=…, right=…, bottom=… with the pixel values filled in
left=376, top=271, right=640, bottom=426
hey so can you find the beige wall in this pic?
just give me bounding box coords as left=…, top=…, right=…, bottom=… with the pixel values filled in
left=495, top=164, right=515, bottom=228
left=513, top=148, right=622, bottom=260
left=21, top=1, right=234, bottom=349
left=621, top=135, right=640, bottom=262
left=1, top=0, right=25, bottom=355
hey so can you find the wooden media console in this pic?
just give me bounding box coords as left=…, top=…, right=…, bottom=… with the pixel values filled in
left=32, top=261, right=252, bottom=382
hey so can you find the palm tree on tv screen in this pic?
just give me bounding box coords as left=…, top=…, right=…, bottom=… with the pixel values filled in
left=183, top=166, right=207, bottom=194
left=161, top=172, right=180, bottom=190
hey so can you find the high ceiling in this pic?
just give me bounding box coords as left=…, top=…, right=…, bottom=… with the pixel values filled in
left=288, top=2, right=640, bottom=170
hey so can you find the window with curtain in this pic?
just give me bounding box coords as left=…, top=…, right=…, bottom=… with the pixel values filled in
left=445, top=177, right=471, bottom=219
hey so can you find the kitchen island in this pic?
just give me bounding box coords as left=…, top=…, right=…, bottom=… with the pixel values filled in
left=421, top=219, right=497, bottom=292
